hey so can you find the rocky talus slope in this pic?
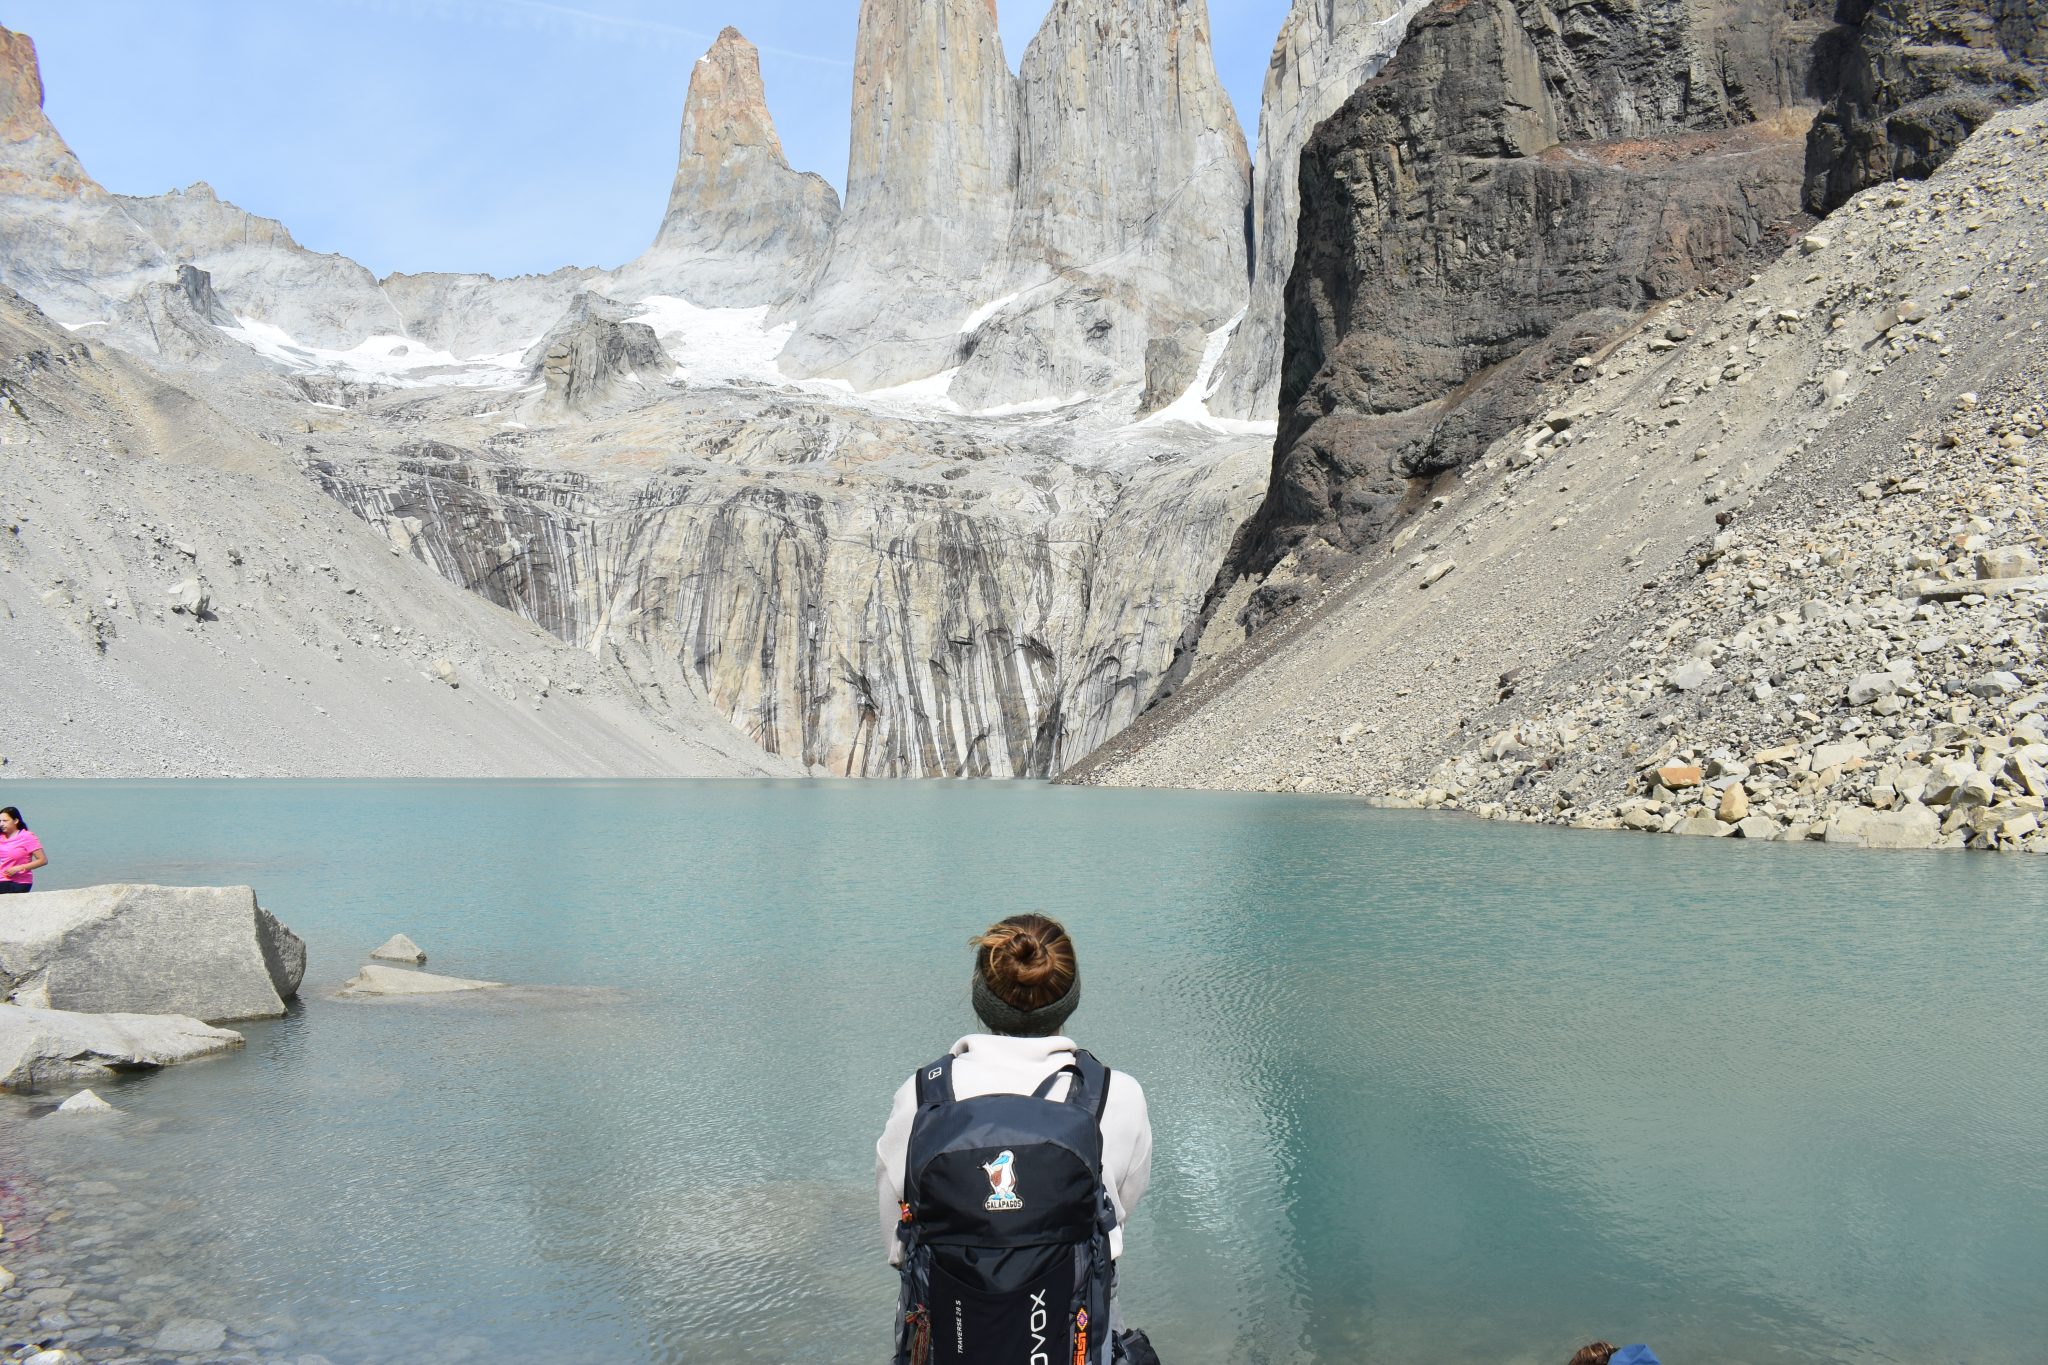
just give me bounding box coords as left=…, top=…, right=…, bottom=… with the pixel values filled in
left=0, top=285, right=790, bottom=778
left=1228, top=0, right=1834, bottom=604
left=1070, top=106, right=2048, bottom=854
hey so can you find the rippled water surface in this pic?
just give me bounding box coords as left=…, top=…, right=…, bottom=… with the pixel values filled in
left=3, top=781, right=2046, bottom=1364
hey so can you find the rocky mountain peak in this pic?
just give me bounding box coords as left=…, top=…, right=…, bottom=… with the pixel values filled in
left=611, top=25, right=839, bottom=309
left=944, top=0, right=1252, bottom=411
left=0, top=24, right=94, bottom=197
left=0, top=26, right=47, bottom=139
left=682, top=27, right=785, bottom=163
left=778, top=0, right=1019, bottom=389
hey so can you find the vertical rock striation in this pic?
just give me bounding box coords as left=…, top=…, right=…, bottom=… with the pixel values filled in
left=1231, top=0, right=1830, bottom=601
left=947, top=0, right=1252, bottom=412
left=308, top=406, right=1266, bottom=779
left=1207, top=0, right=1431, bottom=422
left=614, top=27, right=841, bottom=308
left=1804, top=0, right=2047, bottom=214
left=779, top=0, right=1019, bottom=391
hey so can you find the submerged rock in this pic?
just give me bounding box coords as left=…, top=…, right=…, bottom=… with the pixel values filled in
left=337, top=964, right=502, bottom=998
left=151, top=1319, right=228, bottom=1354
left=0, top=1004, right=243, bottom=1090
left=0, top=883, right=307, bottom=1022
left=370, top=933, right=428, bottom=965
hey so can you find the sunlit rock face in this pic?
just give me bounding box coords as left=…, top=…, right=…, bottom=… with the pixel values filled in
left=1206, top=0, right=1430, bottom=423
left=308, top=395, right=1265, bottom=778
left=946, top=0, right=1252, bottom=413
left=1232, top=0, right=1830, bottom=599
left=613, top=26, right=841, bottom=309
left=778, top=0, right=1021, bottom=391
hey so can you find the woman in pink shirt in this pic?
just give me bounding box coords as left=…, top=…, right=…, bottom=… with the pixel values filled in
left=0, top=807, right=46, bottom=893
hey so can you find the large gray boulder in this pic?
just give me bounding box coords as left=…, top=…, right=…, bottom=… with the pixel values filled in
left=0, top=1003, right=244, bottom=1090
left=1824, top=804, right=1942, bottom=851
left=0, top=883, right=307, bottom=1022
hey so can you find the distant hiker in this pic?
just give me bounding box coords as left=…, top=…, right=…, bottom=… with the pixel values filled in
left=0, top=807, right=44, bottom=893
left=877, top=913, right=1158, bottom=1364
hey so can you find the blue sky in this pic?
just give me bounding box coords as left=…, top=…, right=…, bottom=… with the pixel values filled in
left=7, top=0, right=1292, bottom=279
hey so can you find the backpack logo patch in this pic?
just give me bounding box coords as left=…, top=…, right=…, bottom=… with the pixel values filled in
left=982, top=1150, right=1024, bottom=1211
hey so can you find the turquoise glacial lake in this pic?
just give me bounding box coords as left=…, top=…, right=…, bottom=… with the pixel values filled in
left=2, top=781, right=2045, bottom=1364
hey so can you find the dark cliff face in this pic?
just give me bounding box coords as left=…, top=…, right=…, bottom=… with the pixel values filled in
left=1804, top=0, right=2047, bottom=214
left=1233, top=0, right=1833, bottom=599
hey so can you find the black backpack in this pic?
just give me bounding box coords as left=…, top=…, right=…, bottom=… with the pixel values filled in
left=893, top=1050, right=1119, bottom=1365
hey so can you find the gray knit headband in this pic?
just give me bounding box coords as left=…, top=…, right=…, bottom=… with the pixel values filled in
left=972, top=970, right=1081, bottom=1037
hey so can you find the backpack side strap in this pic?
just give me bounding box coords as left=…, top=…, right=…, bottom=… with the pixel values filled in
left=914, top=1053, right=956, bottom=1108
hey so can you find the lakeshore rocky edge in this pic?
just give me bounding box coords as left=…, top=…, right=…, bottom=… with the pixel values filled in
left=0, top=884, right=520, bottom=1364
left=0, top=0, right=2040, bottom=853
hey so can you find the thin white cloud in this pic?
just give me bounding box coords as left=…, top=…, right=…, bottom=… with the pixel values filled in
left=314, top=0, right=849, bottom=66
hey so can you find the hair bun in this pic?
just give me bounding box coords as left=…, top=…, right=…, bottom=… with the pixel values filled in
left=971, top=915, right=1077, bottom=1014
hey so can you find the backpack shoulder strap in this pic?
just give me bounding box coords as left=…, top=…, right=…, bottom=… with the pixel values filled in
left=1067, top=1050, right=1112, bottom=1120
left=913, top=1053, right=956, bottom=1108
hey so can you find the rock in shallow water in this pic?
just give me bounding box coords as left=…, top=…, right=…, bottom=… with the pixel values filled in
left=52, top=1088, right=116, bottom=1115
left=1824, top=805, right=1941, bottom=851
left=369, top=934, right=427, bottom=966
left=151, top=1318, right=227, bottom=1353
left=0, top=1004, right=243, bottom=1090
left=336, top=964, right=502, bottom=998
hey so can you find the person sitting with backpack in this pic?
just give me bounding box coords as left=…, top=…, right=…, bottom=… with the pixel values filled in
left=875, top=913, right=1157, bottom=1365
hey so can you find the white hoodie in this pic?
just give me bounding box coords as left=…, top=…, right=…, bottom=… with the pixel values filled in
left=875, top=1033, right=1154, bottom=1265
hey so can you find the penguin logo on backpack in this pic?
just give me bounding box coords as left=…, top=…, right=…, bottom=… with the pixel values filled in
left=982, top=1150, right=1024, bottom=1211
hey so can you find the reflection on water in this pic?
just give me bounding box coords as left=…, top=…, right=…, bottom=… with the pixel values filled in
left=3, top=781, right=2046, bottom=1364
